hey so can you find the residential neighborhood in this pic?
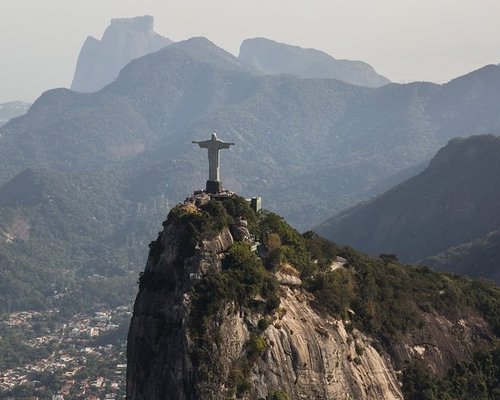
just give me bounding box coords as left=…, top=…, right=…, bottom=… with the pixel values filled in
left=0, top=306, right=130, bottom=399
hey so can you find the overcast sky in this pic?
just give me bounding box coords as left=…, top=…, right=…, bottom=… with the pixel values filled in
left=1, top=0, right=500, bottom=103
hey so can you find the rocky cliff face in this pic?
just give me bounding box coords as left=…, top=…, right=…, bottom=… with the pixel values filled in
left=127, top=222, right=234, bottom=398
left=127, top=192, right=498, bottom=400
left=249, top=287, right=402, bottom=400
left=71, top=15, right=172, bottom=92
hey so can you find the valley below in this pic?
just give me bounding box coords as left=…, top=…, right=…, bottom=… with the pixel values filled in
left=1, top=13, right=500, bottom=400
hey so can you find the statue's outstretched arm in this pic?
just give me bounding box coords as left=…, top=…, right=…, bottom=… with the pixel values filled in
left=192, top=140, right=210, bottom=148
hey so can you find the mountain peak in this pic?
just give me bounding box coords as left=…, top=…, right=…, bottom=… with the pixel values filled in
left=109, top=15, right=155, bottom=32
left=71, top=15, right=172, bottom=93
left=166, top=36, right=250, bottom=72
left=239, top=37, right=390, bottom=87
left=444, top=64, right=500, bottom=92
left=316, top=134, right=500, bottom=282
left=127, top=190, right=499, bottom=399
left=448, top=64, right=500, bottom=82
left=429, top=134, right=500, bottom=170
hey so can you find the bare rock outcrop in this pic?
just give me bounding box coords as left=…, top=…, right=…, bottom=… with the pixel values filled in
left=71, top=15, right=172, bottom=93
left=127, top=193, right=495, bottom=399
left=251, top=287, right=402, bottom=400
left=127, top=194, right=404, bottom=399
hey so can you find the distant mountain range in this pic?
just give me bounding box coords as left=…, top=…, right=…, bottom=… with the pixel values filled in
left=71, top=21, right=390, bottom=94
left=239, top=37, right=390, bottom=87
left=3, top=38, right=500, bottom=228
left=2, top=36, right=500, bottom=311
left=423, top=229, right=500, bottom=282
left=71, top=15, right=172, bottom=93
left=0, top=166, right=170, bottom=313
left=0, top=101, right=30, bottom=127
left=316, top=135, right=500, bottom=282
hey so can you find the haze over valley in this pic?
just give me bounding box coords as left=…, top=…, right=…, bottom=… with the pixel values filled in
left=1, top=6, right=500, bottom=399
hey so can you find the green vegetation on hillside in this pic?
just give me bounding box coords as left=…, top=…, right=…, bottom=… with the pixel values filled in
left=156, top=197, right=280, bottom=395
left=403, top=342, right=500, bottom=400
left=0, top=167, right=162, bottom=315
left=258, top=211, right=310, bottom=274
left=308, top=242, right=500, bottom=339
left=184, top=197, right=279, bottom=330
left=266, top=390, right=290, bottom=400
left=253, top=215, right=500, bottom=398
left=239, top=212, right=500, bottom=343
left=190, top=241, right=279, bottom=331
left=317, top=135, right=500, bottom=283
left=424, top=229, right=500, bottom=283
left=135, top=198, right=500, bottom=398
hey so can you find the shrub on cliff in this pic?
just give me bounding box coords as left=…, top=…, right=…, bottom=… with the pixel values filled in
left=258, top=211, right=311, bottom=275
left=190, top=239, right=280, bottom=396
left=191, top=242, right=280, bottom=330
left=267, top=391, right=290, bottom=400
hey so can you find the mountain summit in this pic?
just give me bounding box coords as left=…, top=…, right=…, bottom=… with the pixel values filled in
left=239, top=37, right=390, bottom=87
left=127, top=190, right=499, bottom=399
left=71, top=15, right=172, bottom=93
left=4, top=38, right=500, bottom=230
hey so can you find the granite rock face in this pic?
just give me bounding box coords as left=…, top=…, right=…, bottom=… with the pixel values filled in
left=239, top=37, right=390, bottom=87
left=71, top=15, right=172, bottom=93
left=126, top=195, right=401, bottom=399
left=250, top=287, right=402, bottom=400
left=127, top=193, right=493, bottom=399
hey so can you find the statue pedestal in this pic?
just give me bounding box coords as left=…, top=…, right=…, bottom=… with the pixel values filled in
left=206, top=180, right=223, bottom=194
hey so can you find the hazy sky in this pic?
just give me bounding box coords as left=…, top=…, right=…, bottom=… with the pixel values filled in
left=1, top=0, right=500, bottom=103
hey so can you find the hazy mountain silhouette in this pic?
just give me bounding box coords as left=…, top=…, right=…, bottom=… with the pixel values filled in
left=0, top=101, right=30, bottom=127
left=1, top=37, right=500, bottom=313
left=239, top=37, right=390, bottom=87
left=423, top=229, right=500, bottom=282
left=71, top=15, right=172, bottom=93
left=0, top=165, right=171, bottom=312
left=2, top=38, right=500, bottom=231
left=316, top=135, right=500, bottom=282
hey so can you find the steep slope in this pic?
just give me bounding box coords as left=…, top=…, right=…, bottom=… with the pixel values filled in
left=2, top=39, right=500, bottom=232
left=0, top=38, right=254, bottom=179
left=422, top=229, right=500, bottom=282
left=71, top=15, right=172, bottom=92
left=0, top=167, right=172, bottom=313
left=316, top=135, right=500, bottom=281
left=239, top=37, right=390, bottom=87
left=127, top=191, right=500, bottom=399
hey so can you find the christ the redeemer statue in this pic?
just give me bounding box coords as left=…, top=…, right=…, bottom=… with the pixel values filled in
left=192, top=132, right=234, bottom=193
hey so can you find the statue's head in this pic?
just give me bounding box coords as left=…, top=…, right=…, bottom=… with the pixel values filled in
left=211, top=132, right=217, bottom=140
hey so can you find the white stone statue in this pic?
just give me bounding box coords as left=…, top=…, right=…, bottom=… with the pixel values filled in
left=192, top=133, right=234, bottom=182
